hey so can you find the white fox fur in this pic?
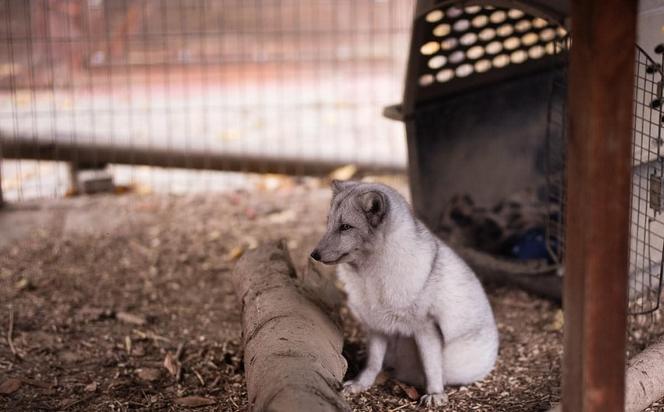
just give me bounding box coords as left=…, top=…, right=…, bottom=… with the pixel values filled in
left=311, top=181, right=498, bottom=406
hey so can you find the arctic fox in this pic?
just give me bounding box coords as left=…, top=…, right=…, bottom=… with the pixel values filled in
left=311, top=180, right=499, bottom=406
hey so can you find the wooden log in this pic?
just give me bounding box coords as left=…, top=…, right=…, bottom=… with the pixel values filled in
left=625, top=338, right=664, bottom=412
left=553, top=338, right=664, bottom=412
left=231, top=240, right=350, bottom=412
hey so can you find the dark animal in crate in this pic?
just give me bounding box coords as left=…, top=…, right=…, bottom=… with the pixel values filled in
left=438, top=188, right=556, bottom=261
left=311, top=180, right=499, bottom=407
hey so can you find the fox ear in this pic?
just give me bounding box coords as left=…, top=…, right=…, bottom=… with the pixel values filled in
left=331, top=179, right=358, bottom=195
left=358, top=191, right=388, bottom=227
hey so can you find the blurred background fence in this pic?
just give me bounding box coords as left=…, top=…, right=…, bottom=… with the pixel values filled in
left=0, top=0, right=412, bottom=201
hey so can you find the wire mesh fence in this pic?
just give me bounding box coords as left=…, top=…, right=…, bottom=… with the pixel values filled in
left=543, top=40, right=664, bottom=315
left=629, top=45, right=664, bottom=315
left=0, top=0, right=412, bottom=201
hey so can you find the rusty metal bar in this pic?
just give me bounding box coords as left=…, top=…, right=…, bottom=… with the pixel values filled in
left=0, top=133, right=403, bottom=177
left=562, top=1, right=638, bottom=411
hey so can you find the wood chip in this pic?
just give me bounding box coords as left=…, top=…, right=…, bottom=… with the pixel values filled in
left=266, top=209, right=296, bottom=224
left=19, top=378, right=52, bottom=389
left=132, top=329, right=170, bottom=342
left=544, top=309, right=564, bottom=332
left=174, top=396, right=216, bottom=407
left=131, top=344, right=146, bottom=357
left=84, top=382, right=97, bottom=392
left=136, top=368, right=161, bottom=382
left=124, top=335, right=132, bottom=355
left=15, top=278, right=33, bottom=291
left=116, top=312, right=147, bottom=326
left=0, top=378, right=22, bottom=395
left=244, top=236, right=258, bottom=250
left=226, top=246, right=245, bottom=262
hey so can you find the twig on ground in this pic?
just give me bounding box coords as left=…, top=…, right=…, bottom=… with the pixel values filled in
left=175, top=342, right=186, bottom=382
left=7, top=307, right=19, bottom=358
left=20, top=378, right=53, bottom=389
left=62, top=393, right=96, bottom=410
left=210, top=375, right=221, bottom=388
left=193, top=368, right=205, bottom=386
left=132, top=329, right=170, bottom=343
left=175, top=342, right=186, bottom=361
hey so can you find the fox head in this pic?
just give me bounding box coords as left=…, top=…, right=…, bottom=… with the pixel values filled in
left=310, top=180, right=393, bottom=265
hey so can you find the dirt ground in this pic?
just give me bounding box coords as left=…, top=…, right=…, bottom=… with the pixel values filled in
left=1, top=177, right=663, bottom=411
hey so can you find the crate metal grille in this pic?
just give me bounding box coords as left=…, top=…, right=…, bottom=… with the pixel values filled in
left=416, top=3, right=567, bottom=90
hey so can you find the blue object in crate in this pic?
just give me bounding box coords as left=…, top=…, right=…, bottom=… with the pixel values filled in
left=509, top=227, right=551, bottom=261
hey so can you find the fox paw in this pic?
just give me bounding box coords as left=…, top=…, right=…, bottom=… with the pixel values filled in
left=419, top=392, right=448, bottom=408
left=342, top=380, right=371, bottom=394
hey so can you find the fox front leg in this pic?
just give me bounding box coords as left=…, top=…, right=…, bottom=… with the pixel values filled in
left=414, top=323, right=448, bottom=407
left=343, top=332, right=387, bottom=394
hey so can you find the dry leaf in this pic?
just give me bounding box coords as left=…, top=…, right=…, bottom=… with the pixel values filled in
left=174, top=396, right=216, bottom=407
left=396, top=380, right=419, bottom=401
left=0, top=378, right=21, bottom=395
left=136, top=368, right=161, bottom=382
left=84, top=382, right=98, bottom=392
left=244, top=207, right=257, bottom=220
left=116, top=312, right=147, bottom=326
left=59, top=350, right=82, bottom=363
left=163, top=352, right=179, bottom=376
left=328, top=164, right=358, bottom=181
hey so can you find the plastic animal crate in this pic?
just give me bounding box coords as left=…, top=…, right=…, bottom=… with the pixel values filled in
left=387, top=0, right=664, bottom=310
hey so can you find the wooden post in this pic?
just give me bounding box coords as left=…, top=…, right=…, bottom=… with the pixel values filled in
left=0, top=158, right=3, bottom=207
left=562, top=1, right=638, bottom=411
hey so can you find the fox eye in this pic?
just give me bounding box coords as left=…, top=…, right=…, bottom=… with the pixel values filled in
left=339, top=224, right=353, bottom=232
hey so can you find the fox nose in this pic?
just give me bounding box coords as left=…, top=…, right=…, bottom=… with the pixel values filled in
left=310, top=250, right=321, bottom=261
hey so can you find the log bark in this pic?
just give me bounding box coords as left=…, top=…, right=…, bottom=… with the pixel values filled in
left=625, top=338, right=664, bottom=412
left=231, top=240, right=350, bottom=412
